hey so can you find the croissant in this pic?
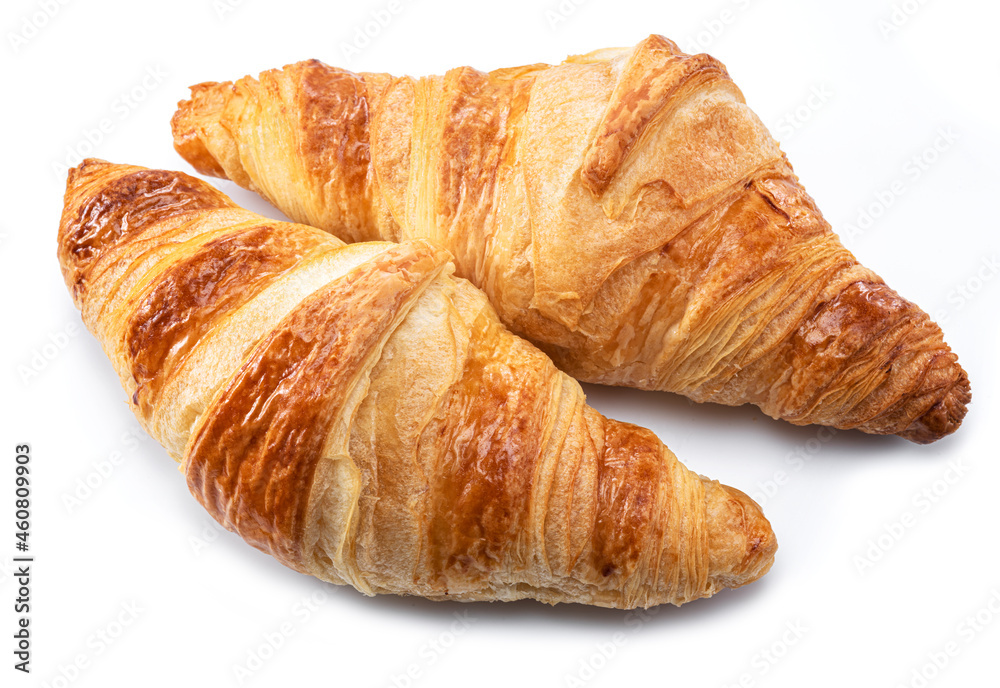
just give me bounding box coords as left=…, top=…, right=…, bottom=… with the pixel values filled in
left=171, top=34, right=970, bottom=444
left=57, top=158, right=775, bottom=608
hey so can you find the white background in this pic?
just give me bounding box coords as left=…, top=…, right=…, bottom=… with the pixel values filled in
left=2, top=0, right=999, bottom=686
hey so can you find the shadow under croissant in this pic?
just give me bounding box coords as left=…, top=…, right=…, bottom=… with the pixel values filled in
left=185, top=482, right=776, bottom=623
left=579, top=381, right=955, bottom=459
left=345, top=571, right=775, bottom=626
left=204, top=519, right=776, bottom=626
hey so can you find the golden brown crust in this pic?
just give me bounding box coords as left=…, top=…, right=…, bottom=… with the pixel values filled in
left=294, top=61, right=376, bottom=238
left=170, top=82, right=233, bottom=178
left=171, top=35, right=970, bottom=442
left=589, top=421, right=666, bottom=584
left=183, top=242, right=446, bottom=572
left=57, top=159, right=776, bottom=608
left=580, top=35, right=730, bottom=197
left=125, top=224, right=327, bottom=417
left=59, top=161, right=231, bottom=303
left=424, top=312, right=553, bottom=586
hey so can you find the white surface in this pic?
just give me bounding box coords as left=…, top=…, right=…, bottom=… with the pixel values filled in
left=2, top=0, right=999, bottom=686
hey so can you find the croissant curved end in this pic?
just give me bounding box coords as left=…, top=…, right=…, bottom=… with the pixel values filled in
left=171, top=81, right=232, bottom=178
left=702, top=481, right=777, bottom=592
left=898, top=369, right=972, bottom=444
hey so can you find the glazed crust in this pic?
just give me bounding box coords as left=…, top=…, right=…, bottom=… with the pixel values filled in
left=171, top=34, right=970, bottom=443
left=57, top=159, right=775, bottom=608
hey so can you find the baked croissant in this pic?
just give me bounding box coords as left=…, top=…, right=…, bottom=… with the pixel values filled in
left=171, top=34, right=970, bottom=443
left=57, top=159, right=775, bottom=609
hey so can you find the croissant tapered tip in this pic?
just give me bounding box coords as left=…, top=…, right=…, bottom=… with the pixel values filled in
left=702, top=481, right=777, bottom=592
left=171, top=82, right=231, bottom=178
left=65, top=157, right=113, bottom=190
left=899, top=368, right=971, bottom=444
left=57, top=160, right=235, bottom=307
